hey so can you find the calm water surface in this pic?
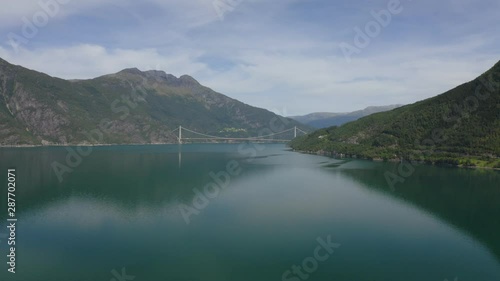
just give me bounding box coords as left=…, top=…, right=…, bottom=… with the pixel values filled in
left=0, top=144, right=499, bottom=281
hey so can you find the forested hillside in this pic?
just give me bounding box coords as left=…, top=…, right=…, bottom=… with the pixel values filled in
left=290, top=61, right=500, bottom=168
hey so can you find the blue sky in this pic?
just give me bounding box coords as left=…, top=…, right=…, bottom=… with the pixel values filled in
left=0, top=0, right=499, bottom=115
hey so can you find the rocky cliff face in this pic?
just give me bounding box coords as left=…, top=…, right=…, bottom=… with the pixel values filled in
left=0, top=58, right=305, bottom=146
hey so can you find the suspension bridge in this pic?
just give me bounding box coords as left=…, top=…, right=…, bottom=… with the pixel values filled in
left=169, top=126, right=308, bottom=144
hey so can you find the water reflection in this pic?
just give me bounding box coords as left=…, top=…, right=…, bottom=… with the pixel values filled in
left=0, top=145, right=499, bottom=281
left=335, top=161, right=500, bottom=262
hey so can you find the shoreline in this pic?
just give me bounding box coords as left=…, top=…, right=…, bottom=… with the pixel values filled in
left=0, top=141, right=287, bottom=148
left=292, top=149, right=500, bottom=171
left=0, top=143, right=179, bottom=148
left=3, top=143, right=498, bottom=171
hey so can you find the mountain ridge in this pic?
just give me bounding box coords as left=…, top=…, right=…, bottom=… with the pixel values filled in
left=0, top=58, right=307, bottom=146
left=291, top=104, right=403, bottom=128
left=290, top=60, right=500, bottom=168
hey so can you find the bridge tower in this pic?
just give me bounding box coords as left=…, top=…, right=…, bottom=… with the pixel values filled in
left=179, top=126, right=182, bottom=144
left=294, top=126, right=297, bottom=138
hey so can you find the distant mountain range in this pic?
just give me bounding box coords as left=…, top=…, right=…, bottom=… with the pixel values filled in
left=290, top=60, right=500, bottom=168
left=0, top=58, right=306, bottom=145
left=290, top=105, right=403, bottom=128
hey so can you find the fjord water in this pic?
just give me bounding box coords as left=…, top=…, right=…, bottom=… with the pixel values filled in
left=0, top=144, right=499, bottom=281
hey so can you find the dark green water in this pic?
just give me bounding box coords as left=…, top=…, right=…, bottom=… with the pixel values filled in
left=0, top=144, right=499, bottom=281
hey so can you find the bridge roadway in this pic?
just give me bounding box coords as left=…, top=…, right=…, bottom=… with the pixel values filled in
left=171, top=126, right=308, bottom=144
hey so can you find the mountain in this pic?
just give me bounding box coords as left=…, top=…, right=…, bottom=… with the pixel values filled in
left=0, top=58, right=307, bottom=145
left=290, top=61, right=500, bottom=168
left=290, top=105, right=403, bottom=128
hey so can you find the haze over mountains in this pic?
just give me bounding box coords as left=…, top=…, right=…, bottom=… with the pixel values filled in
left=291, top=105, right=403, bottom=128
left=290, top=60, right=500, bottom=168
left=0, top=58, right=306, bottom=146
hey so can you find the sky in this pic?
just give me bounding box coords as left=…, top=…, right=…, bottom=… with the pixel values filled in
left=0, top=0, right=499, bottom=116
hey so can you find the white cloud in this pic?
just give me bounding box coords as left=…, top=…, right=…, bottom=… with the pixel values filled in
left=0, top=0, right=119, bottom=26
left=0, top=38, right=497, bottom=116
left=198, top=41, right=498, bottom=114
left=0, top=44, right=208, bottom=79
left=0, top=0, right=499, bottom=115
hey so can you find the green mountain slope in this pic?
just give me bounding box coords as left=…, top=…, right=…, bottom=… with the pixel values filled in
left=290, top=104, right=403, bottom=128
left=290, top=61, right=500, bottom=168
left=0, top=58, right=307, bottom=145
